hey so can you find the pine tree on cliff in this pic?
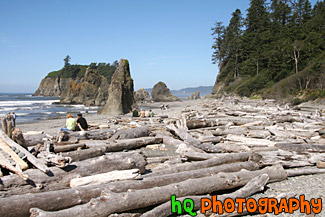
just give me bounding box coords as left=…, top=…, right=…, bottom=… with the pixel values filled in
left=64, top=55, right=71, bottom=68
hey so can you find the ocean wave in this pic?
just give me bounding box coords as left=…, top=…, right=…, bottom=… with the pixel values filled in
left=16, top=113, right=29, bottom=116
left=0, top=100, right=59, bottom=107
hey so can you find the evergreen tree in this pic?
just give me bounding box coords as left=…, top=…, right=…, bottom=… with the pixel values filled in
left=211, top=22, right=225, bottom=72
left=225, top=9, right=243, bottom=78
left=64, top=55, right=71, bottom=68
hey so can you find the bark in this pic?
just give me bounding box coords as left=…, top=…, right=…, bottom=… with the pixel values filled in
left=0, top=161, right=258, bottom=217
left=142, top=174, right=269, bottom=217
left=0, top=152, right=146, bottom=197
left=30, top=165, right=287, bottom=217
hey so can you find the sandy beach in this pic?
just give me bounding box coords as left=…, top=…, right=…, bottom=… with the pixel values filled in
left=17, top=99, right=206, bottom=135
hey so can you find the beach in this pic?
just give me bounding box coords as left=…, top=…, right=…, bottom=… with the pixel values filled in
left=2, top=97, right=325, bottom=217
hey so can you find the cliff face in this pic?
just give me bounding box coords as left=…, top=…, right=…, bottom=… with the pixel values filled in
left=60, top=68, right=109, bottom=106
left=100, top=59, right=134, bottom=115
left=34, top=67, right=109, bottom=106
left=33, top=77, right=68, bottom=96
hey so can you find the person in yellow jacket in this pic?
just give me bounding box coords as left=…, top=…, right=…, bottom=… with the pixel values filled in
left=61, top=113, right=76, bottom=131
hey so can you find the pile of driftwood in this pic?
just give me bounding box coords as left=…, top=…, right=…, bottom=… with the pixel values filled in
left=0, top=97, right=325, bottom=217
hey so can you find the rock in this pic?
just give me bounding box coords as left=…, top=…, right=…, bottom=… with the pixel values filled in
left=33, top=77, right=69, bottom=96
left=60, top=67, right=109, bottom=106
left=151, top=81, right=180, bottom=102
left=188, top=91, right=200, bottom=100
left=134, top=88, right=151, bottom=103
left=100, top=59, right=135, bottom=115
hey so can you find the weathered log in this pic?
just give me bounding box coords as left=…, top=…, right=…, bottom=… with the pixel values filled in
left=54, top=143, right=86, bottom=153
left=61, top=146, right=106, bottom=162
left=61, top=129, right=116, bottom=142
left=167, top=124, right=223, bottom=153
left=30, top=165, right=287, bottom=217
left=287, top=167, right=325, bottom=177
left=105, top=137, right=163, bottom=152
left=61, top=137, right=162, bottom=162
left=0, top=152, right=146, bottom=197
left=70, top=169, right=141, bottom=188
left=142, top=174, right=269, bottom=217
left=181, top=151, right=222, bottom=161
left=7, top=120, right=13, bottom=138
left=0, top=161, right=258, bottom=217
left=111, top=126, right=151, bottom=140
left=1, top=117, right=7, bottom=135
left=144, top=152, right=250, bottom=177
left=275, top=143, right=325, bottom=153
left=0, top=138, right=28, bottom=170
left=23, top=134, right=47, bottom=147
left=0, top=130, right=50, bottom=174
left=12, top=128, right=27, bottom=147
left=226, top=134, right=276, bottom=147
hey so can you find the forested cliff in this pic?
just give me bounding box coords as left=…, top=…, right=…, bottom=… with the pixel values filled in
left=211, top=0, right=325, bottom=102
left=34, top=58, right=118, bottom=106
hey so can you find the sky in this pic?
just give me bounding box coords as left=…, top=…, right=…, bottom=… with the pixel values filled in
left=0, top=0, right=319, bottom=93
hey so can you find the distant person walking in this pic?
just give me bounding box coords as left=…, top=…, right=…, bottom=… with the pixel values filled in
left=12, top=112, right=16, bottom=127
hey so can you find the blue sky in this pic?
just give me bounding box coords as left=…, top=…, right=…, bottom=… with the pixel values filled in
left=0, top=0, right=318, bottom=93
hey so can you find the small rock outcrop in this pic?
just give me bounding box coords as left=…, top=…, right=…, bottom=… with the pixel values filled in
left=60, top=67, right=109, bottom=106
left=134, top=88, right=151, bottom=103
left=151, top=82, right=180, bottom=102
left=189, top=91, right=200, bottom=100
left=100, top=59, right=134, bottom=115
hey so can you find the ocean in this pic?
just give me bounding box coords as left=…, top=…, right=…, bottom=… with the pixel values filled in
left=0, top=93, right=99, bottom=123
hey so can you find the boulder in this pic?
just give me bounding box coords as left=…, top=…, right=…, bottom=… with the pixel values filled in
left=189, top=91, right=200, bottom=100
left=60, top=67, right=109, bottom=106
left=100, top=59, right=134, bottom=115
left=151, top=82, right=180, bottom=102
left=134, top=88, right=151, bottom=103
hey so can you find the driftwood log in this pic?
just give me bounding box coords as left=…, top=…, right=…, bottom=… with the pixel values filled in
left=61, top=137, right=162, bottom=162
left=0, top=130, right=50, bottom=174
left=0, top=152, right=146, bottom=197
left=30, top=165, right=287, bottom=217
left=144, top=152, right=251, bottom=177
left=1, top=117, right=7, bottom=135
left=141, top=174, right=269, bottom=217
left=111, top=126, right=151, bottom=140
left=0, top=161, right=258, bottom=217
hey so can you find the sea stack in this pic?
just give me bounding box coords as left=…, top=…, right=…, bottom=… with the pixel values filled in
left=60, top=67, right=109, bottom=106
left=151, top=81, right=180, bottom=102
left=100, top=59, right=134, bottom=115
left=134, top=88, right=151, bottom=103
